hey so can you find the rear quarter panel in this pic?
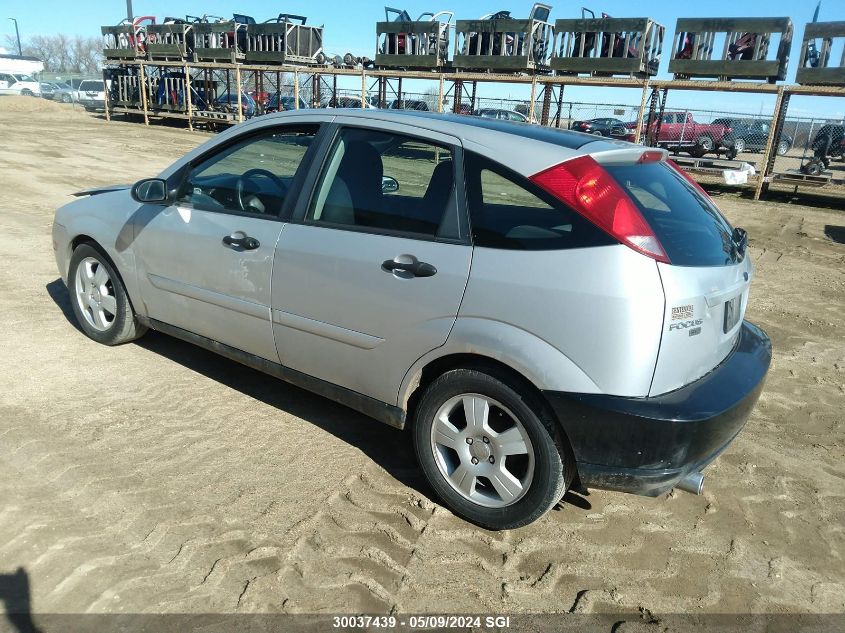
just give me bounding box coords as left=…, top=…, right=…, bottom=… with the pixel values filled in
left=454, top=245, right=665, bottom=397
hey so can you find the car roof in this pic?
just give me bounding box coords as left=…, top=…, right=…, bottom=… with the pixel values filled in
left=274, top=109, right=597, bottom=151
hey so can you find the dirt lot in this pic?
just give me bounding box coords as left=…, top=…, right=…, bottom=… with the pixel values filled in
left=0, top=96, right=843, bottom=628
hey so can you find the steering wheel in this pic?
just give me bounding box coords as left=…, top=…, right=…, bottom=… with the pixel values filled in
left=235, top=168, right=287, bottom=212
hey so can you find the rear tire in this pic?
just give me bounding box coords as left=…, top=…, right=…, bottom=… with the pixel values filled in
left=68, top=243, right=147, bottom=346
left=776, top=139, right=790, bottom=155
left=695, top=134, right=714, bottom=153
left=413, top=368, right=572, bottom=530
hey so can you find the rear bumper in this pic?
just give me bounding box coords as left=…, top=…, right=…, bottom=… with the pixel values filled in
left=544, top=320, right=771, bottom=497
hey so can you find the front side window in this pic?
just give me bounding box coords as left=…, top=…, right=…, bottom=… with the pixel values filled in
left=178, top=126, right=317, bottom=216
left=465, top=153, right=614, bottom=250
left=308, top=127, right=455, bottom=238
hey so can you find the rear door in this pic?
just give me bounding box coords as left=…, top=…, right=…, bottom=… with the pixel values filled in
left=605, top=160, right=752, bottom=395
left=271, top=120, right=472, bottom=405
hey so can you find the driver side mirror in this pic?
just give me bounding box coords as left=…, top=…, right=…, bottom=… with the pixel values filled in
left=131, top=178, right=168, bottom=204
left=381, top=176, right=399, bottom=194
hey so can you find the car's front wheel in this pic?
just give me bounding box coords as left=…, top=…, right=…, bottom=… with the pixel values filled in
left=68, top=243, right=147, bottom=345
left=413, top=368, right=571, bottom=530
left=732, top=137, right=746, bottom=154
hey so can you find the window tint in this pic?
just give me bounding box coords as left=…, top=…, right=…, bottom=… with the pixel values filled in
left=465, top=153, right=615, bottom=251
left=308, top=127, right=455, bottom=238
left=606, top=162, right=737, bottom=266
left=178, top=126, right=317, bottom=216
left=79, top=81, right=104, bottom=91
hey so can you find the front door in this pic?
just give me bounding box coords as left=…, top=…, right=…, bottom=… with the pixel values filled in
left=272, top=122, right=472, bottom=404
left=133, top=123, right=320, bottom=360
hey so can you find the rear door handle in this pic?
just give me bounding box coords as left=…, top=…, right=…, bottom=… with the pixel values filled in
left=223, top=233, right=260, bottom=250
left=382, top=255, right=437, bottom=278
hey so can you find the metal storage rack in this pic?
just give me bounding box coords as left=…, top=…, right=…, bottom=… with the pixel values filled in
left=669, top=17, right=793, bottom=82
left=552, top=16, right=664, bottom=78
left=796, top=21, right=845, bottom=85
left=245, top=15, right=324, bottom=66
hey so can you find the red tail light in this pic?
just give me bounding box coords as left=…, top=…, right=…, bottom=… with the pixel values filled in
left=530, top=155, right=669, bottom=263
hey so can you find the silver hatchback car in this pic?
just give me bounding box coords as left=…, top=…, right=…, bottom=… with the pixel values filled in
left=53, top=110, right=771, bottom=529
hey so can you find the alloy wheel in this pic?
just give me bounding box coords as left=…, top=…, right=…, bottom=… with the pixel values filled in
left=74, top=256, right=117, bottom=332
left=430, top=394, right=534, bottom=508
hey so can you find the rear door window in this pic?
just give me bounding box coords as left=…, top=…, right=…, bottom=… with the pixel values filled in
left=605, top=162, right=737, bottom=266
left=465, top=153, right=614, bottom=250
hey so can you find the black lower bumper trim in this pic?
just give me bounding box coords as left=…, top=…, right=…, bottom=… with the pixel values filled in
left=544, top=320, right=772, bottom=496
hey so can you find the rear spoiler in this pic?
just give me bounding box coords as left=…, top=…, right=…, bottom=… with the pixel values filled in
left=72, top=184, right=132, bottom=197
left=586, top=145, right=670, bottom=166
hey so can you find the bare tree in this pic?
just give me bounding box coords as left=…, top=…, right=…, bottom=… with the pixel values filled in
left=3, top=33, right=102, bottom=74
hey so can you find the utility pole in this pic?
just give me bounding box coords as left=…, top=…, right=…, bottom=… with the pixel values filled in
left=8, top=18, right=21, bottom=56
left=126, top=0, right=133, bottom=21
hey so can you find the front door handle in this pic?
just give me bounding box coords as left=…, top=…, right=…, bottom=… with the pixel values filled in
left=223, top=232, right=260, bottom=250
left=382, top=254, right=437, bottom=278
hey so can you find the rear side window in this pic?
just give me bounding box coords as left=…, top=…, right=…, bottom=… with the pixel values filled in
left=465, top=153, right=614, bottom=250
left=79, top=81, right=104, bottom=91
left=605, top=162, right=736, bottom=266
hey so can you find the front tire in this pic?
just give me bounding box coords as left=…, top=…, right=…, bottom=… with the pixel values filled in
left=732, top=137, right=746, bottom=154
left=68, top=243, right=147, bottom=345
left=413, top=368, right=571, bottom=530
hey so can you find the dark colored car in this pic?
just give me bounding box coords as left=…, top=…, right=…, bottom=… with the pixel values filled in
left=570, top=117, right=628, bottom=138
left=266, top=94, right=308, bottom=113
left=714, top=118, right=793, bottom=158
left=389, top=99, right=430, bottom=111
left=214, top=92, right=257, bottom=118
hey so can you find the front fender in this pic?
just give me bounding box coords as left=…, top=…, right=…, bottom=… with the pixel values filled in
left=55, top=191, right=145, bottom=317
left=398, top=317, right=601, bottom=408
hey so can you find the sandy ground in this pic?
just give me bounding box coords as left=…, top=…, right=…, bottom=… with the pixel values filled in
left=0, top=96, right=843, bottom=628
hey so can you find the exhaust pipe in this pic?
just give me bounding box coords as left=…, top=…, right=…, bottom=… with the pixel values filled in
left=675, top=472, right=704, bottom=495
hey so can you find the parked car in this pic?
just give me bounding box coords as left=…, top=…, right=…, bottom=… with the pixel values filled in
left=0, top=71, right=41, bottom=96
left=570, top=117, right=628, bottom=138
left=77, top=80, right=109, bottom=112
left=626, top=111, right=729, bottom=157
left=713, top=118, right=793, bottom=158
left=326, top=95, right=379, bottom=109
left=478, top=108, right=528, bottom=123
left=52, top=110, right=770, bottom=530
left=214, top=92, right=257, bottom=118
left=266, top=94, right=308, bottom=113
left=53, top=86, right=76, bottom=103
left=389, top=98, right=430, bottom=111
left=39, top=82, right=62, bottom=99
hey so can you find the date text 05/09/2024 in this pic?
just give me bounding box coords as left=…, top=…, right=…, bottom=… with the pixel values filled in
left=333, top=615, right=512, bottom=629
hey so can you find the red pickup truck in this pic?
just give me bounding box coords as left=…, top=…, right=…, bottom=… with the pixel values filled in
left=625, top=112, right=730, bottom=157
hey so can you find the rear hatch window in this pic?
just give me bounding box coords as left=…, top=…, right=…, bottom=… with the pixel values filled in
left=605, top=162, right=737, bottom=267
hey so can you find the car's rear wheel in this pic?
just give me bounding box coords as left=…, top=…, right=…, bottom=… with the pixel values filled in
left=413, top=368, right=571, bottom=530
left=61, top=94, right=71, bottom=103
left=68, top=244, right=147, bottom=345
left=695, top=134, right=714, bottom=152
left=776, top=139, right=790, bottom=155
